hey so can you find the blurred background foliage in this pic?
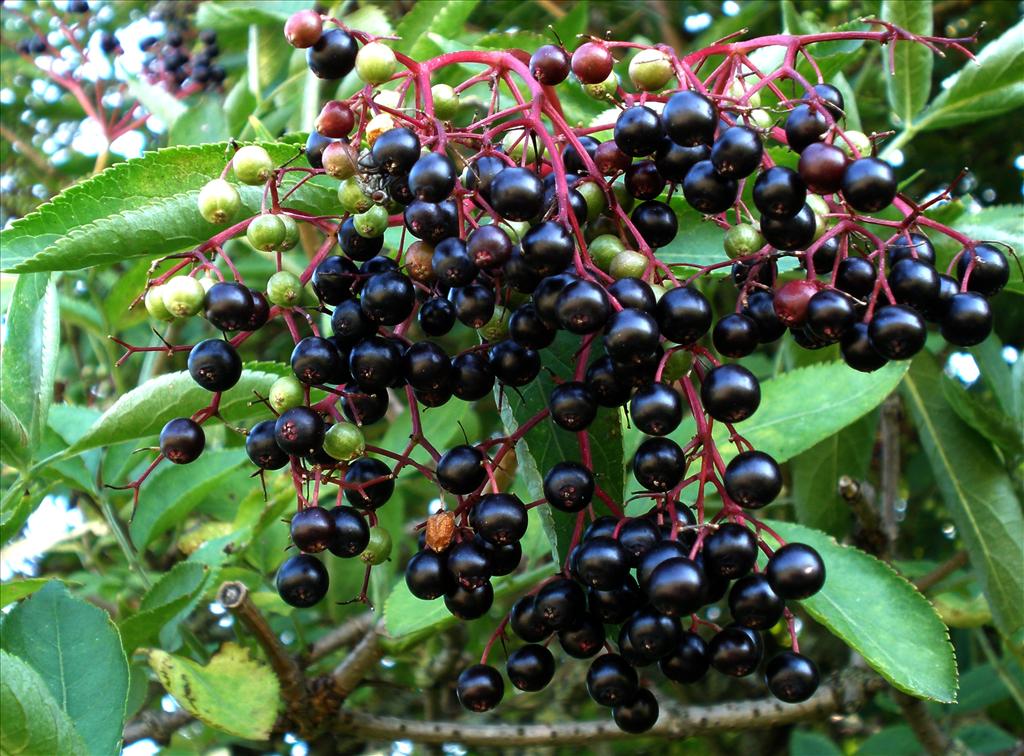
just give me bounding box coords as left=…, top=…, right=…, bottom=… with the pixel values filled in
left=1, top=1, right=1022, bottom=755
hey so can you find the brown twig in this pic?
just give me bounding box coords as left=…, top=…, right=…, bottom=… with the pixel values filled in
left=893, top=692, right=966, bottom=755
left=913, top=550, right=969, bottom=593
left=122, top=709, right=193, bottom=746
left=330, top=619, right=386, bottom=700
left=301, top=611, right=375, bottom=667
left=878, top=393, right=902, bottom=557
left=838, top=476, right=888, bottom=558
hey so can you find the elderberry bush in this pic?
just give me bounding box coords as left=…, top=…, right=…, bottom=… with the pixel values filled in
left=82, top=6, right=1015, bottom=740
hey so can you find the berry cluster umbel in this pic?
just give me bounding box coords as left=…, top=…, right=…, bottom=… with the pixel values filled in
left=111, top=10, right=1001, bottom=735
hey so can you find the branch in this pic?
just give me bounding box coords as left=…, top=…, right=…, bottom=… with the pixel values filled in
left=301, top=611, right=375, bottom=667
left=217, top=582, right=308, bottom=718
left=838, top=476, right=888, bottom=558
left=330, top=619, right=386, bottom=700
left=893, top=692, right=967, bottom=756
left=913, top=550, right=968, bottom=593
left=123, top=709, right=193, bottom=746
left=334, top=668, right=886, bottom=746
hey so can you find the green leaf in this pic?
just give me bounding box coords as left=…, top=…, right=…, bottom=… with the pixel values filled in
left=553, top=0, right=589, bottom=41
left=395, top=0, right=480, bottom=59
left=0, top=651, right=87, bottom=756
left=118, top=563, right=210, bottom=652
left=169, top=97, right=230, bottom=146
left=383, top=562, right=551, bottom=647
left=0, top=581, right=129, bottom=754
left=715, top=360, right=908, bottom=464
left=791, top=411, right=878, bottom=536
left=496, top=332, right=624, bottom=562
left=0, top=401, right=30, bottom=470
left=955, top=723, right=1018, bottom=754
left=901, top=353, right=1024, bottom=641
left=789, top=729, right=842, bottom=756
left=954, top=205, right=1024, bottom=274
left=195, top=0, right=309, bottom=30
left=125, top=76, right=187, bottom=128
left=0, top=142, right=336, bottom=274
left=765, top=521, right=958, bottom=703
left=857, top=725, right=922, bottom=755
left=941, top=374, right=1023, bottom=457
left=224, top=79, right=260, bottom=138
left=881, top=0, right=933, bottom=126
left=68, top=368, right=281, bottom=454
left=0, top=578, right=50, bottom=608
left=916, top=19, right=1024, bottom=131
left=0, top=273, right=60, bottom=461
left=130, top=449, right=250, bottom=548
left=148, top=643, right=280, bottom=740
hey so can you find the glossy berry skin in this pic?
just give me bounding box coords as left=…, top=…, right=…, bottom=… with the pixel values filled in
left=753, top=166, right=807, bottom=219
left=409, top=152, right=456, bottom=202
left=506, top=644, right=555, bottom=692
left=784, top=104, right=828, bottom=153
left=451, top=352, right=495, bottom=401
left=842, top=157, right=896, bottom=212
left=631, top=200, right=679, bottom=248
left=701, top=364, right=761, bottom=423
left=623, top=606, right=681, bottom=662
left=868, top=305, right=926, bottom=360
left=188, top=339, right=242, bottom=392
left=889, top=232, right=936, bottom=266
left=630, top=382, right=683, bottom=436
left=941, top=292, right=992, bottom=346
left=290, top=506, right=335, bottom=554
left=522, top=222, right=575, bottom=277
left=372, top=127, right=421, bottom=176
left=806, top=289, right=857, bottom=341
left=713, top=313, right=759, bottom=358
left=957, top=243, right=1009, bottom=296
left=587, top=654, right=638, bottom=707
left=709, top=625, right=762, bottom=677
left=307, top=29, right=357, bottom=80
left=348, top=336, right=402, bottom=391
left=535, top=578, right=586, bottom=631
left=588, top=578, right=643, bottom=626
left=276, top=554, right=329, bottom=608
left=510, top=304, right=557, bottom=349
left=804, top=82, right=845, bottom=118
left=313, top=255, right=358, bottom=305
left=711, top=126, right=763, bottom=179
left=724, top=450, right=782, bottom=508
left=571, top=42, right=613, bottom=84
left=204, top=282, right=254, bottom=332
left=575, top=537, right=629, bottom=590
left=432, top=238, right=477, bottom=289
left=445, top=581, right=494, bottom=619
left=556, top=280, right=611, bottom=334
left=614, top=106, right=665, bottom=157
left=683, top=160, right=738, bottom=214
left=767, top=542, right=826, bottom=599
left=704, top=522, right=758, bottom=579
left=655, top=140, right=709, bottom=182
left=633, top=437, right=686, bottom=492
left=761, top=204, right=816, bottom=251
left=890, top=258, right=940, bottom=311
left=436, top=445, right=486, bottom=495
left=530, top=44, right=571, bottom=84
left=647, top=557, right=706, bottom=616
left=274, top=406, right=324, bottom=457
left=466, top=224, right=513, bottom=269
left=291, top=336, right=341, bottom=385
left=418, top=296, right=457, bottom=337
left=549, top=381, right=598, bottom=431
left=328, top=506, right=370, bottom=558
left=836, top=256, right=876, bottom=299
left=489, top=168, right=543, bottom=222
left=159, top=418, right=205, bottom=464
left=744, top=291, right=787, bottom=343
left=456, top=664, right=504, bottom=712
left=841, top=322, right=888, bottom=373
left=361, top=271, right=415, bottom=326
left=404, top=549, right=450, bottom=599
left=729, top=574, right=785, bottom=630
left=586, top=356, right=633, bottom=408
left=285, top=10, right=323, bottom=48
left=662, top=91, right=717, bottom=146
left=604, top=308, right=661, bottom=363
left=510, top=597, right=550, bottom=643
left=766, top=652, right=820, bottom=703
left=616, top=518, right=660, bottom=567
left=470, top=493, right=527, bottom=546
left=660, top=632, right=710, bottom=683
left=625, top=160, right=667, bottom=200
left=657, top=286, right=712, bottom=345
left=401, top=341, right=451, bottom=392
left=798, top=142, right=847, bottom=194
left=447, top=539, right=492, bottom=589
left=246, top=420, right=289, bottom=470
left=609, top=278, right=657, bottom=313
left=613, top=688, right=659, bottom=734
left=488, top=340, right=541, bottom=387
left=343, top=457, right=394, bottom=509
left=544, top=461, right=594, bottom=512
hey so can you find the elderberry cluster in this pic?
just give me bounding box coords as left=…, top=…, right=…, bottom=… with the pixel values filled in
left=139, top=27, right=224, bottom=92
left=117, top=10, right=1006, bottom=737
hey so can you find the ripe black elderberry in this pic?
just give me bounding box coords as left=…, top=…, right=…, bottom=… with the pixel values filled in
left=313, top=255, right=358, bottom=305
left=709, top=625, right=762, bottom=677
left=507, top=644, right=556, bottom=692
left=307, top=29, right=357, bottom=80
left=349, top=336, right=403, bottom=391
left=713, top=313, right=759, bottom=358
left=470, top=493, right=528, bottom=546
left=710, top=126, right=763, bottom=179
left=447, top=539, right=492, bottom=588
left=724, top=450, right=782, bottom=508
left=657, top=286, right=711, bottom=344
left=633, top=437, right=686, bottom=492
left=889, top=258, right=940, bottom=311
left=683, top=160, right=738, bottom=214
left=436, top=445, right=486, bottom=495
left=291, top=336, right=342, bottom=385
left=408, top=152, right=456, bottom=202
left=941, top=292, right=992, bottom=346
left=556, top=280, right=611, bottom=334
left=246, top=420, right=289, bottom=470
left=290, top=506, right=335, bottom=553
left=575, top=537, right=629, bottom=590
left=587, top=654, right=638, bottom=707
left=767, top=543, right=826, bottom=599
left=159, top=418, right=205, bottom=464
left=753, top=166, right=807, bottom=219
left=451, top=352, right=495, bottom=401
left=703, top=522, right=758, bottom=579
left=535, top=578, right=586, bottom=630
left=488, top=340, right=541, bottom=386
left=489, top=167, right=544, bottom=221
left=700, top=364, right=761, bottom=423
left=660, top=632, right=710, bottom=683
left=841, top=157, right=896, bottom=212
left=204, top=282, right=254, bottom=332
left=805, top=289, right=856, bottom=341
left=329, top=506, right=370, bottom=558
left=662, top=90, right=717, bottom=146
left=761, top=204, right=816, bottom=251
left=766, top=651, right=820, bottom=703
left=445, top=581, right=494, bottom=620
left=276, top=554, right=329, bottom=608
left=510, top=596, right=550, bottom=643
left=604, top=308, right=661, bottom=364
left=957, top=243, right=1009, bottom=296
left=418, top=297, right=457, bottom=337
left=371, top=127, right=421, bottom=175
left=729, top=574, right=785, bottom=630
left=360, top=271, right=415, bottom=325
left=522, top=221, right=575, bottom=276
left=558, top=614, right=606, bottom=658
left=614, top=105, right=665, bottom=157
left=343, top=457, right=394, bottom=509
left=510, top=304, right=557, bottom=349
left=868, top=304, right=926, bottom=360
left=646, top=557, right=706, bottom=616
left=405, top=550, right=450, bottom=599
left=630, top=382, right=684, bottom=436
left=836, top=256, right=876, bottom=299
left=613, top=688, right=659, bottom=734
left=188, top=339, right=242, bottom=392
left=543, top=461, right=594, bottom=512
left=631, top=200, right=678, bottom=247
left=549, top=381, right=598, bottom=431
left=457, top=664, right=504, bottom=712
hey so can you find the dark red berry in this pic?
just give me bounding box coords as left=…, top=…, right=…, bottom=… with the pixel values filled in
left=798, top=142, right=847, bottom=194
left=530, top=44, right=571, bottom=84
left=571, top=41, right=613, bottom=84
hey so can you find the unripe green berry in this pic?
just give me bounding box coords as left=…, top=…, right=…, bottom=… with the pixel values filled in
left=144, top=284, right=175, bottom=322
left=246, top=213, right=287, bottom=252
left=806, top=195, right=831, bottom=242
left=353, top=203, right=389, bottom=237
left=267, top=270, right=303, bottom=307
left=323, top=421, right=365, bottom=461
left=610, top=249, right=648, bottom=280
left=355, top=41, right=397, bottom=85
left=323, top=140, right=358, bottom=180
left=612, top=181, right=635, bottom=213
left=582, top=70, right=617, bottom=100
left=746, top=108, right=773, bottom=131
left=728, top=78, right=762, bottom=108
left=269, top=375, right=305, bottom=413
left=431, top=83, right=459, bottom=121
left=277, top=213, right=300, bottom=251
left=361, top=526, right=392, bottom=565
left=197, top=178, right=241, bottom=224
left=576, top=180, right=607, bottom=221
left=161, top=276, right=205, bottom=318
left=199, top=276, right=216, bottom=293
left=477, top=306, right=510, bottom=342
left=628, top=49, right=673, bottom=91
left=502, top=128, right=539, bottom=163
left=649, top=282, right=667, bottom=301
left=589, top=234, right=626, bottom=272
left=724, top=223, right=765, bottom=259
left=232, top=145, right=274, bottom=185
left=339, top=177, right=373, bottom=214
left=661, top=348, right=693, bottom=382
left=839, top=130, right=871, bottom=158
